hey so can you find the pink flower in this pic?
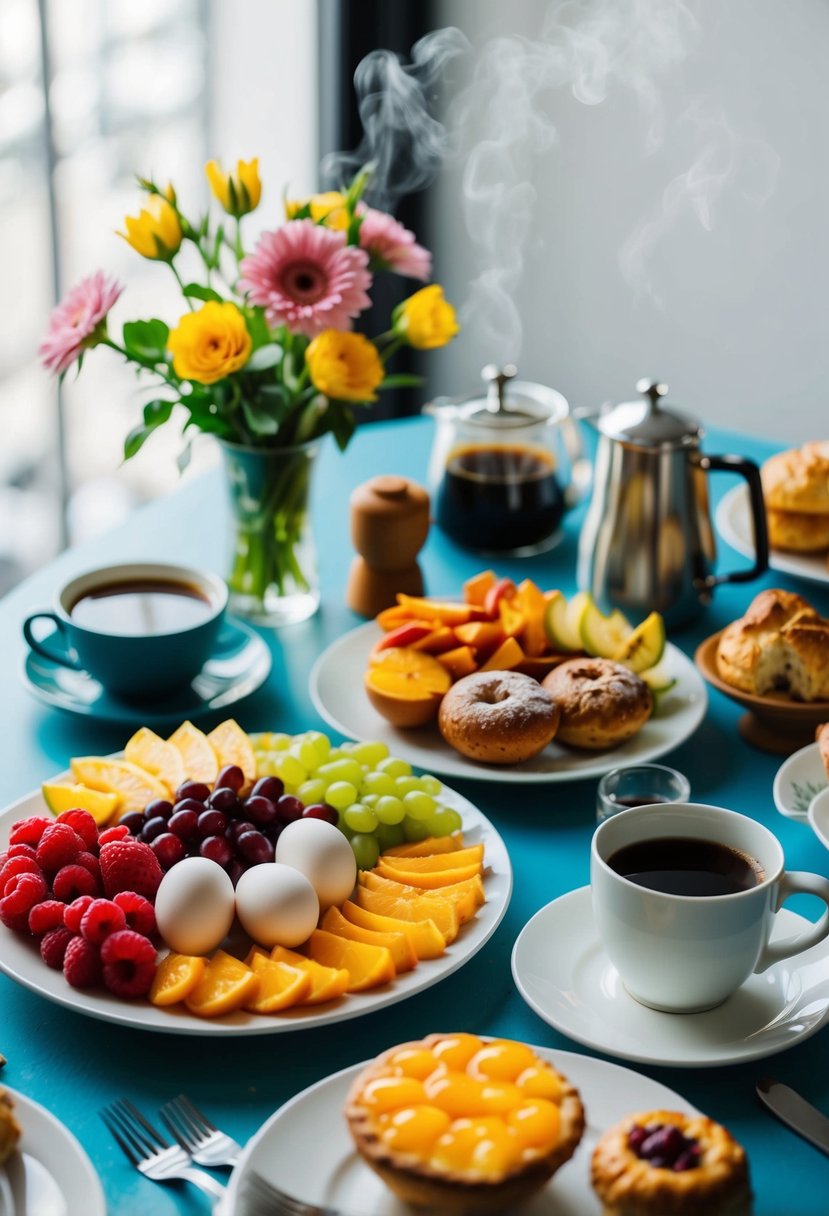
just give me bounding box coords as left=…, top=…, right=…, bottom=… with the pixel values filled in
left=39, top=271, right=123, bottom=375
left=239, top=220, right=372, bottom=338
left=358, top=208, right=431, bottom=281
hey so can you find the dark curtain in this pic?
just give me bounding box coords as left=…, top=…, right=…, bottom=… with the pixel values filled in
left=318, top=0, right=437, bottom=421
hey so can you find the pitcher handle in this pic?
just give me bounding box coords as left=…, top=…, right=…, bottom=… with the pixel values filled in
left=561, top=416, right=592, bottom=507
left=698, top=453, right=769, bottom=588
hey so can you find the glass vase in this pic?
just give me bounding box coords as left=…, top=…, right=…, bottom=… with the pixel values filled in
left=220, top=438, right=321, bottom=626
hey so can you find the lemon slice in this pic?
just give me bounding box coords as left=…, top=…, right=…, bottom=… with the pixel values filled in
left=580, top=601, right=633, bottom=658
left=41, top=782, right=122, bottom=826
left=168, top=721, right=219, bottom=785
left=206, top=719, right=257, bottom=784
left=612, top=612, right=666, bottom=673
left=124, top=727, right=185, bottom=795
left=69, top=758, right=169, bottom=814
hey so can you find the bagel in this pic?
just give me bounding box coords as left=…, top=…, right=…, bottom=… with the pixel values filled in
left=542, top=658, right=653, bottom=750
left=437, top=670, right=560, bottom=764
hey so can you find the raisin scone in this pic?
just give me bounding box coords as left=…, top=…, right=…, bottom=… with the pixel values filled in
left=0, top=1088, right=21, bottom=1165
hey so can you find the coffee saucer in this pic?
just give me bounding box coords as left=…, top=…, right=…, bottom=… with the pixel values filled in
left=21, top=615, right=272, bottom=725
left=511, top=886, right=829, bottom=1068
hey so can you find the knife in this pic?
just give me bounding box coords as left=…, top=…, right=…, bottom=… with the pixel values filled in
left=756, top=1078, right=829, bottom=1157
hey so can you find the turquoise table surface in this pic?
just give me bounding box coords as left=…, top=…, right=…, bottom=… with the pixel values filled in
left=2, top=416, right=828, bottom=1215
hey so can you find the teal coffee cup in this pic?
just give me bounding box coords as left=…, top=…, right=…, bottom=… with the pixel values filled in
left=22, top=562, right=228, bottom=701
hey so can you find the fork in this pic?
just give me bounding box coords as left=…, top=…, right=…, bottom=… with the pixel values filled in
left=100, top=1098, right=226, bottom=1205
left=240, top=1170, right=345, bottom=1216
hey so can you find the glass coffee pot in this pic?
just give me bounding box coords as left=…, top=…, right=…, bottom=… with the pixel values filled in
left=424, top=365, right=589, bottom=554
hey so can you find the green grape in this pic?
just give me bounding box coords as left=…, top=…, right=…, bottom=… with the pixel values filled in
left=296, top=739, right=321, bottom=770
left=403, top=790, right=436, bottom=822
left=277, top=755, right=307, bottom=786
left=425, top=805, right=464, bottom=836
left=377, top=757, right=412, bottom=779
left=344, top=804, right=379, bottom=833
left=269, top=733, right=293, bottom=751
left=257, top=753, right=282, bottom=777
left=352, top=740, right=390, bottom=767
left=351, top=832, right=381, bottom=870
left=297, top=778, right=327, bottom=805
left=303, top=730, right=332, bottom=764
left=317, top=758, right=363, bottom=787
left=327, top=748, right=348, bottom=763
left=375, top=821, right=406, bottom=851
left=361, top=771, right=395, bottom=798
left=403, top=815, right=431, bottom=842
left=361, top=793, right=379, bottom=807
left=417, top=774, right=443, bottom=796
left=375, top=795, right=405, bottom=825
left=338, top=819, right=355, bottom=840
left=394, top=776, right=421, bottom=797
left=326, top=780, right=358, bottom=810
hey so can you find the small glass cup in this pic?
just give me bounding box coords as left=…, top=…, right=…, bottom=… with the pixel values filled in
left=596, top=763, right=691, bottom=822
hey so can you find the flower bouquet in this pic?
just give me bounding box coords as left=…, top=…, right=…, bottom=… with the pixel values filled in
left=40, top=159, right=458, bottom=624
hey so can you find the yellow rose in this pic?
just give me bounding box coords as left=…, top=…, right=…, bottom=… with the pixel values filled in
left=394, top=285, right=459, bottom=350
left=205, top=158, right=262, bottom=217
left=167, top=302, right=252, bottom=384
left=119, top=194, right=182, bottom=260
left=305, top=330, right=383, bottom=402
left=285, top=191, right=349, bottom=231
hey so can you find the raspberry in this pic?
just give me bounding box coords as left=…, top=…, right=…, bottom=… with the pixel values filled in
left=40, top=926, right=75, bottom=969
left=56, top=808, right=98, bottom=850
left=99, top=840, right=163, bottom=900
left=63, top=936, right=102, bottom=988
left=80, top=898, right=127, bottom=944
left=113, top=891, right=157, bottom=938
left=0, top=871, right=48, bottom=931
left=52, top=863, right=99, bottom=903
left=6, top=843, right=38, bottom=862
left=100, top=929, right=156, bottom=999
left=74, top=852, right=101, bottom=882
left=36, top=823, right=84, bottom=874
left=98, top=824, right=130, bottom=846
left=28, top=899, right=67, bottom=936
left=0, top=856, right=42, bottom=891
left=63, top=895, right=95, bottom=933
left=9, top=816, right=52, bottom=847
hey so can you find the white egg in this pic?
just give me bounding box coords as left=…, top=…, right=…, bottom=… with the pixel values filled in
left=154, top=856, right=235, bottom=956
left=234, top=863, right=319, bottom=948
left=274, top=818, right=357, bottom=910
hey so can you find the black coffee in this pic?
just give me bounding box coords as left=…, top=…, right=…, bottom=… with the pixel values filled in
left=435, top=443, right=565, bottom=551
left=611, top=794, right=672, bottom=809
left=608, top=837, right=765, bottom=897
left=70, top=579, right=213, bottom=636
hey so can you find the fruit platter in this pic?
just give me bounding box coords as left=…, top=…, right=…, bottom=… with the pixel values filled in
left=0, top=719, right=511, bottom=1035
left=312, top=573, right=708, bottom=783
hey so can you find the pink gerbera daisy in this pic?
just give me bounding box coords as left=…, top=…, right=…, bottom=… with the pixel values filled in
left=358, top=208, right=431, bottom=281
left=39, top=271, right=123, bottom=375
left=239, top=219, right=372, bottom=337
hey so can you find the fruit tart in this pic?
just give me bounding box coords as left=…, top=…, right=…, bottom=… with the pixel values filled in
left=0, top=1089, right=21, bottom=1164
left=591, top=1109, right=751, bottom=1216
left=344, top=1032, right=585, bottom=1214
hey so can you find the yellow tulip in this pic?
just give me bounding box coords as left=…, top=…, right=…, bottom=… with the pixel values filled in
left=205, top=158, right=262, bottom=217
left=119, top=194, right=182, bottom=261
left=394, top=285, right=459, bottom=350
left=285, top=191, right=349, bottom=231
left=305, top=330, right=383, bottom=402
left=167, top=301, right=252, bottom=384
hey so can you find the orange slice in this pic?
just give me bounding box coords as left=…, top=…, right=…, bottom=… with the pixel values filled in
left=379, top=844, right=484, bottom=872
left=321, top=905, right=417, bottom=973
left=41, top=782, right=121, bottom=826
left=124, top=727, right=186, bottom=796
left=168, top=721, right=219, bottom=786
left=382, top=834, right=465, bottom=859
left=149, top=953, right=206, bottom=1007
left=269, top=946, right=349, bottom=1005
left=374, top=862, right=483, bottom=890
left=354, top=885, right=459, bottom=944
left=206, top=720, right=257, bottom=786
left=69, top=757, right=169, bottom=815
left=360, top=870, right=484, bottom=924
left=184, top=951, right=259, bottom=1018
left=245, top=955, right=312, bottom=1013
left=364, top=647, right=451, bottom=728
left=340, top=900, right=445, bottom=960
left=306, top=929, right=396, bottom=992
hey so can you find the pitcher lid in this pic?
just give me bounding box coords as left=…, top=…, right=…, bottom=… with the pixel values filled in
left=424, top=364, right=570, bottom=428
left=597, top=379, right=701, bottom=445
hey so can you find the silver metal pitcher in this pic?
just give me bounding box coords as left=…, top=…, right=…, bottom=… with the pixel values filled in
left=577, top=379, right=769, bottom=626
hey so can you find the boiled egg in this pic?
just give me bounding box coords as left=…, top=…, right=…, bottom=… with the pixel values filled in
left=274, top=818, right=357, bottom=909
left=154, top=856, right=235, bottom=955
left=234, top=862, right=319, bottom=948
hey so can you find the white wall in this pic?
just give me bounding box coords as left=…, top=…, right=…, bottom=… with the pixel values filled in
left=429, top=0, right=829, bottom=444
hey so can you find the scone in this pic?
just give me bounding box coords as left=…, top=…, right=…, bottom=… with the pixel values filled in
left=591, top=1109, right=751, bottom=1216
left=716, top=588, right=829, bottom=701
left=762, top=443, right=829, bottom=515
left=542, top=658, right=652, bottom=750
left=766, top=507, right=829, bottom=553
left=0, top=1088, right=21, bottom=1165
left=345, top=1033, right=585, bottom=1214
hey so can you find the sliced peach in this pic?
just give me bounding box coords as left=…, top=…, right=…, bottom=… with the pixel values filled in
left=149, top=953, right=206, bottom=1007
left=374, top=621, right=439, bottom=652
left=269, top=946, right=350, bottom=1005
left=454, top=621, right=506, bottom=657
left=184, top=951, right=259, bottom=1018
left=379, top=844, right=484, bottom=872
left=395, top=595, right=486, bottom=626
left=498, top=597, right=525, bottom=638
left=360, top=870, right=484, bottom=924
left=306, top=929, right=396, bottom=992
left=516, top=655, right=568, bottom=680
left=321, top=905, right=417, bottom=973
left=463, top=569, right=497, bottom=607
left=411, top=626, right=460, bottom=655
left=245, top=955, right=312, bottom=1013
left=355, top=885, right=459, bottom=944
left=375, top=861, right=484, bottom=890
left=340, top=900, right=446, bottom=960
left=383, top=834, right=465, bottom=858
left=483, top=577, right=517, bottom=619
left=516, top=578, right=548, bottom=657
left=375, top=604, right=419, bottom=630
left=436, top=645, right=478, bottom=680
left=479, top=636, right=526, bottom=672
left=365, top=647, right=451, bottom=728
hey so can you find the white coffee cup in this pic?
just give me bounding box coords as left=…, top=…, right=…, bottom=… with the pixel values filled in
left=591, top=802, right=829, bottom=1013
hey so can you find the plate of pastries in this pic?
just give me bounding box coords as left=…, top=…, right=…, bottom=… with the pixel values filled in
left=716, top=439, right=829, bottom=585
left=695, top=587, right=829, bottom=753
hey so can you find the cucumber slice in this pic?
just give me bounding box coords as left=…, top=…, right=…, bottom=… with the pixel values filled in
left=612, top=612, right=666, bottom=673
left=580, top=602, right=633, bottom=658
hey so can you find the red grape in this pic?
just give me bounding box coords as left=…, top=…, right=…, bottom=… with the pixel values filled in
left=173, top=798, right=207, bottom=817
left=302, top=803, right=338, bottom=826
left=228, top=860, right=245, bottom=887
left=276, top=795, right=304, bottom=825
left=244, top=796, right=278, bottom=827
left=120, top=812, right=145, bottom=837
left=227, top=820, right=256, bottom=842
left=199, top=835, right=233, bottom=867
left=151, top=832, right=186, bottom=869
left=236, top=831, right=274, bottom=865
left=251, top=776, right=284, bottom=802
left=141, top=816, right=168, bottom=842
left=197, top=810, right=228, bottom=839
left=175, top=781, right=210, bottom=804
left=144, top=799, right=173, bottom=822
left=208, top=787, right=239, bottom=814
left=216, top=765, right=244, bottom=793
left=168, top=809, right=199, bottom=843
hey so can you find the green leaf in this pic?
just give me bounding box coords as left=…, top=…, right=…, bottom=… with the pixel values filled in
left=245, top=344, right=283, bottom=372
left=244, top=307, right=271, bottom=349
left=142, top=398, right=174, bottom=427
left=241, top=396, right=281, bottom=437
left=327, top=400, right=357, bottom=452
left=122, top=319, right=169, bottom=363
left=123, top=425, right=153, bottom=461
left=380, top=373, right=423, bottom=390
left=182, top=283, right=224, bottom=304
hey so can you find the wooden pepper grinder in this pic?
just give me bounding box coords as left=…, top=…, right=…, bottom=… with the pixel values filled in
left=347, top=475, right=430, bottom=618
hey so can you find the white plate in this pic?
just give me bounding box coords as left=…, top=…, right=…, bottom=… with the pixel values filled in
left=773, top=742, right=828, bottom=822
left=716, top=483, right=829, bottom=586
left=310, top=623, right=707, bottom=784
left=0, top=784, right=511, bottom=1036
left=2, top=1086, right=105, bottom=1216
left=511, top=886, right=829, bottom=1067
left=223, top=1047, right=702, bottom=1216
